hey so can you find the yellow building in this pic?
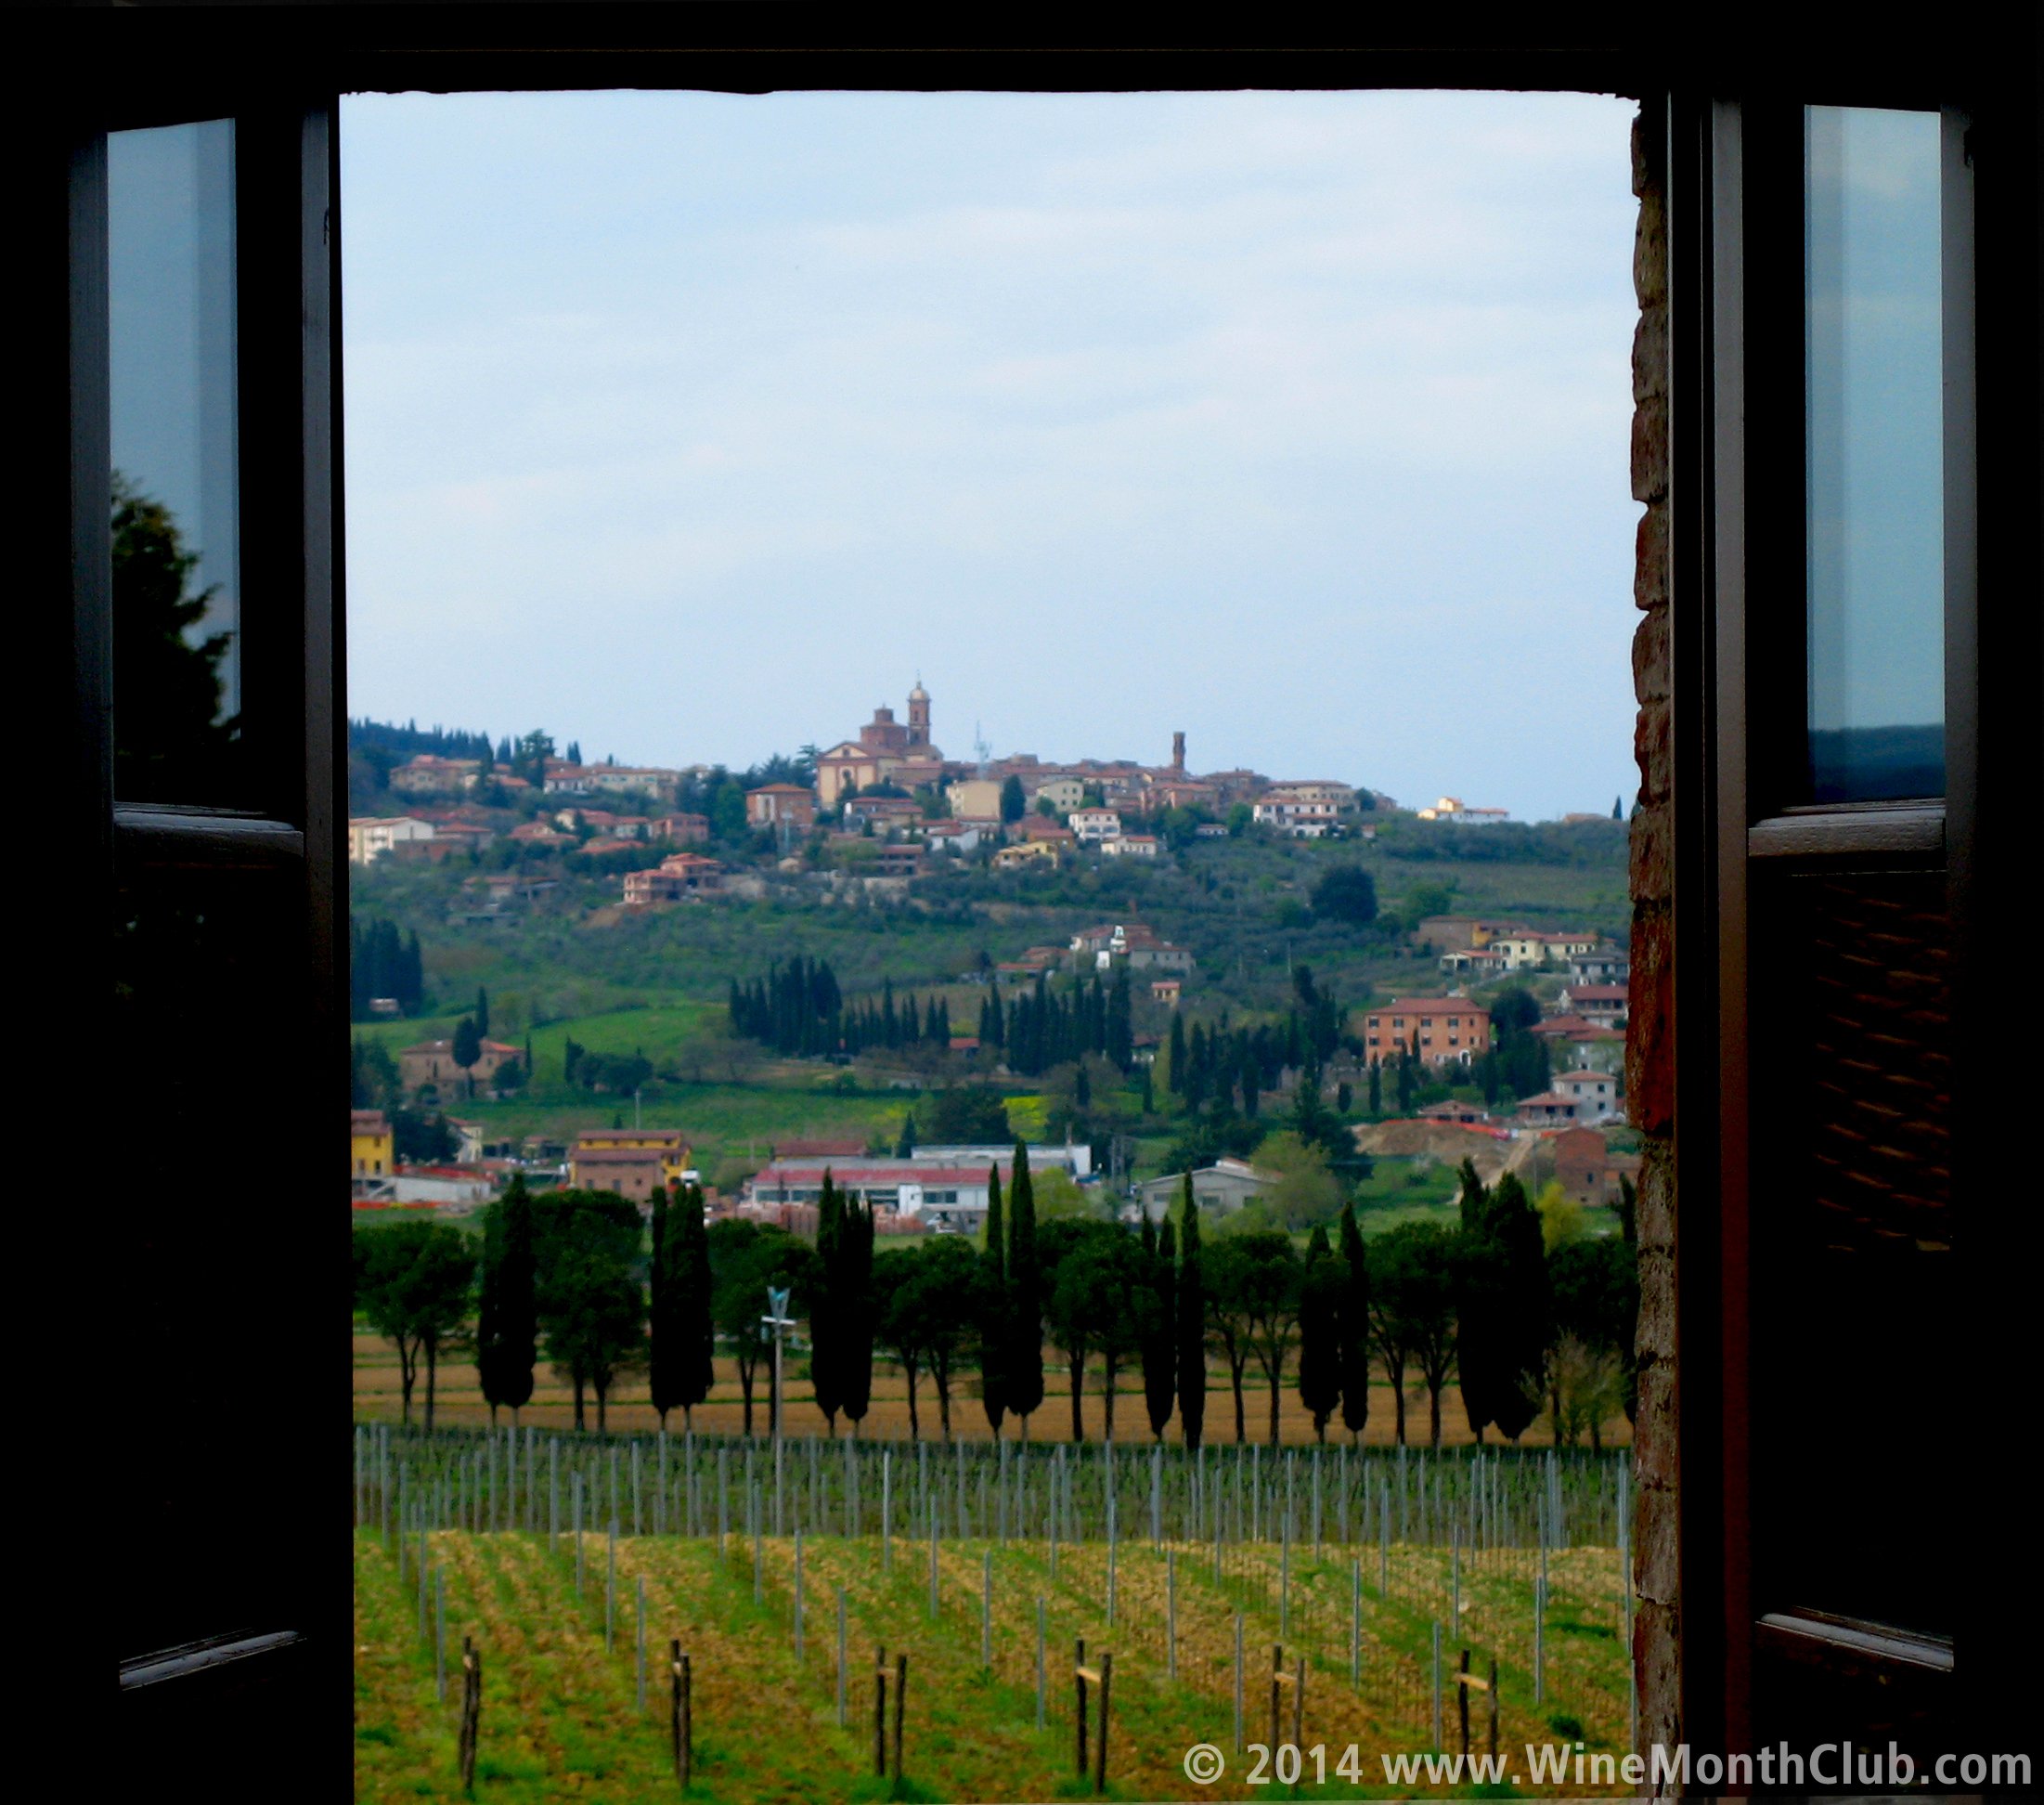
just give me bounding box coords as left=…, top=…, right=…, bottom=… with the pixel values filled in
left=993, top=840, right=1059, bottom=870
left=350, top=1109, right=394, bottom=1184
left=568, top=1128, right=695, bottom=1200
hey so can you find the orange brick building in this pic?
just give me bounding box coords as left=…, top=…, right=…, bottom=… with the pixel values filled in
left=1363, top=995, right=1493, bottom=1064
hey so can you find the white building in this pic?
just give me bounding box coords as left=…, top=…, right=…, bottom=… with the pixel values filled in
left=1416, top=795, right=1511, bottom=825
left=1553, top=1068, right=1622, bottom=1121
left=1069, top=809, right=1122, bottom=843
left=743, top=1160, right=994, bottom=1234
left=913, top=1142, right=1094, bottom=1179
left=347, top=815, right=434, bottom=864
left=1102, top=834, right=1159, bottom=857
left=1135, top=1157, right=1277, bottom=1222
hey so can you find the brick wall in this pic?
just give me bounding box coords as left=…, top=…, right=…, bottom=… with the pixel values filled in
left=1625, top=107, right=1681, bottom=1773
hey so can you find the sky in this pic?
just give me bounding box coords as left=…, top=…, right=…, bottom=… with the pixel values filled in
left=341, top=88, right=1642, bottom=823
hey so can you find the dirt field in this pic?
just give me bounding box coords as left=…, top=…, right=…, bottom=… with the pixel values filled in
left=353, top=1334, right=1632, bottom=1448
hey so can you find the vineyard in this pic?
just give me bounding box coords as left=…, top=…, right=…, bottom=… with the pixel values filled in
left=356, top=1428, right=1636, bottom=1800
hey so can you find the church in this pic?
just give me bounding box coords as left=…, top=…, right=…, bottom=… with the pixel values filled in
left=814, top=682, right=950, bottom=808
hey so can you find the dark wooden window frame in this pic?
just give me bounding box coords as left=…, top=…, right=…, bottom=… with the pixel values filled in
left=44, top=10, right=2034, bottom=1795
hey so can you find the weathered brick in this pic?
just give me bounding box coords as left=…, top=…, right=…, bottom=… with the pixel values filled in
left=1633, top=301, right=1669, bottom=403
left=1635, top=1142, right=1675, bottom=1253
left=1631, top=391, right=1670, bottom=502
left=1633, top=696, right=1671, bottom=806
left=1634, top=184, right=1668, bottom=308
left=1636, top=1487, right=1682, bottom=1607
left=1631, top=1344, right=1679, bottom=1492
left=1634, top=1247, right=1677, bottom=1361
left=1626, top=905, right=1674, bottom=1133
left=1632, top=603, right=1669, bottom=701
left=1628, top=799, right=1671, bottom=903
left=1634, top=502, right=1669, bottom=612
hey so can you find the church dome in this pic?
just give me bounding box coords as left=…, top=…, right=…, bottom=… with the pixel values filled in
left=909, top=681, right=929, bottom=701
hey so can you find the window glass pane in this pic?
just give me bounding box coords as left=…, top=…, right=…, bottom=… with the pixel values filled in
left=1805, top=106, right=1943, bottom=802
left=109, top=120, right=243, bottom=804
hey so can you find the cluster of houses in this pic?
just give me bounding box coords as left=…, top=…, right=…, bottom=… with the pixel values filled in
left=351, top=682, right=1391, bottom=877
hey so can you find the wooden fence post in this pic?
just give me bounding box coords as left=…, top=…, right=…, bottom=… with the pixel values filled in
left=1458, top=1648, right=1470, bottom=1757
left=1074, top=1636, right=1088, bottom=1777
left=1292, top=1653, right=1304, bottom=1750
left=1093, top=1651, right=1112, bottom=1795
left=458, top=1636, right=480, bottom=1797
left=892, top=1652, right=907, bottom=1783
left=873, top=1644, right=887, bottom=1777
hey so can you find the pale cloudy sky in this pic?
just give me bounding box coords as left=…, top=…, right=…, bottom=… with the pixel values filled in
left=342, top=88, right=1641, bottom=821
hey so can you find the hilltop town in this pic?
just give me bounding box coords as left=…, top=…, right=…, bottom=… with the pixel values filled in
left=348, top=681, right=1635, bottom=1249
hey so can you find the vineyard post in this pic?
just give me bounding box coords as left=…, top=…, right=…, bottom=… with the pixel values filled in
left=434, top=1566, right=446, bottom=1701
left=718, top=1447, right=729, bottom=1559
left=607, top=1519, right=617, bottom=1651
left=892, top=1652, right=907, bottom=1783
left=928, top=1494, right=939, bottom=1621
left=1378, top=1484, right=1389, bottom=1598
left=795, top=1529, right=806, bottom=1661
left=1151, top=1446, right=1161, bottom=1548
left=381, top=1426, right=392, bottom=1550
left=1452, top=1529, right=1461, bottom=1633
left=1074, top=1637, right=1087, bottom=1777
left=354, top=1426, right=363, bottom=1526
left=1489, top=1656, right=1500, bottom=1760
left=397, top=1468, right=408, bottom=1577
left=1211, top=1499, right=1221, bottom=1586
left=873, top=1643, right=887, bottom=1776
left=882, top=1449, right=892, bottom=1573
left=1093, top=1651, right=1112, bottom=1794
left=1035, top=1597, right=1046, bottom=1732
left=458, top=1636, right=479, bottom=1798
left=1232, top=1614, right=1244, bottom=1753
left=418, top=1519, right=429, bottom=1641
left=1167, top=1548, right=1177, bottom=1680
left=637, top=1575, right=647, bottom=1711
left=836, top=1588, right=847, bottom=1727
left=657, top=1429, right=666, bottom=1537
left=672, top=1643, right=692, bottom=1789
left=981, top=1549, right=992, bottom=1669
left=574, top=1474, right=584, bottom=1593
left=1106, top=1522, right=1117, bottom=1629
left=999, top=1436, right=1008, bottom=1545
left=1280, top=1516, right=1290, bottom=1639
left=1458, top=1647, right=1470, bottom=1756
left=752, top=1479, right=763, bottom=1605
left=1267, top=1643, right=1281, bottom=1754
left=1351, top=1558, right=1361, bottom=1690
left=550, top=1439, right=559, bottom=1555
left=1430, top=1621, right=1442, bottom=1751
left=1534, top=1507, right=1546, bottom=1706
left=610, top=1446, right=619, bottom=1530
left=1293, top=1652, right=1304, bottom=1750
left=633, top=1438, right=642, bottom=1538
left=1313, top=1448, right=1322, bottom=1557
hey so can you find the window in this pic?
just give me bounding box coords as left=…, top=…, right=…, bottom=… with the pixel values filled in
left=59, top=16, right=2037, bottom=1794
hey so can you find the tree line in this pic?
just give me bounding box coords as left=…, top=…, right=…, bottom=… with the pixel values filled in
left=348, top=917, right=425, bottom=1020
left=356, top=1147, right=1636, bottom=1451
left=728, top=960, right=957, bottom=1058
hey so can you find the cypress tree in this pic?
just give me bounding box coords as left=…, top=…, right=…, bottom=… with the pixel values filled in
left=476, top=1174, right=537, bottom=1426
left=1488, top=1173, right=1550, bottom=1441
left=1142, top=1216, right=1177, bottom=1440
left=648, top=1182, right=681, bottom=1429
left=474, top=986, right=490, bottom=1037
left=1337, top=1200, right=1370, bottom=1444
left=812, top=1175, right=846, bottom=1434
left=895, top=1110, right=917, bottom=1160
left=1298, top=1224, right=1341, bottom=1442
left=1367, top=1058, right=1381, bottom=1118
left=1175, top=1173, right=1207, bottom=1450
left=840, top=1193, right=876, bottom=1435
left=1396, top=1048, right=1417, bottom=1115
left=1168, top=1012, right=1187, bottom=1097
left=979, top=1163, right=1007, bottom=1434
left=1106, top=967, right=1133, bottom=1070
left=675, top=1183, right=715, bottom=1430
left=1004, top=1142, right=1044, bottom=1439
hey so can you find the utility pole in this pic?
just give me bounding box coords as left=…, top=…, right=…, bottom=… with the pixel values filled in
left=763, top=1285, right=795, bottom=1535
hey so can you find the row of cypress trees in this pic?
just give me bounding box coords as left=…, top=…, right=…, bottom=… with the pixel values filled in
left=977, top=968, right=1135, bottom=1075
